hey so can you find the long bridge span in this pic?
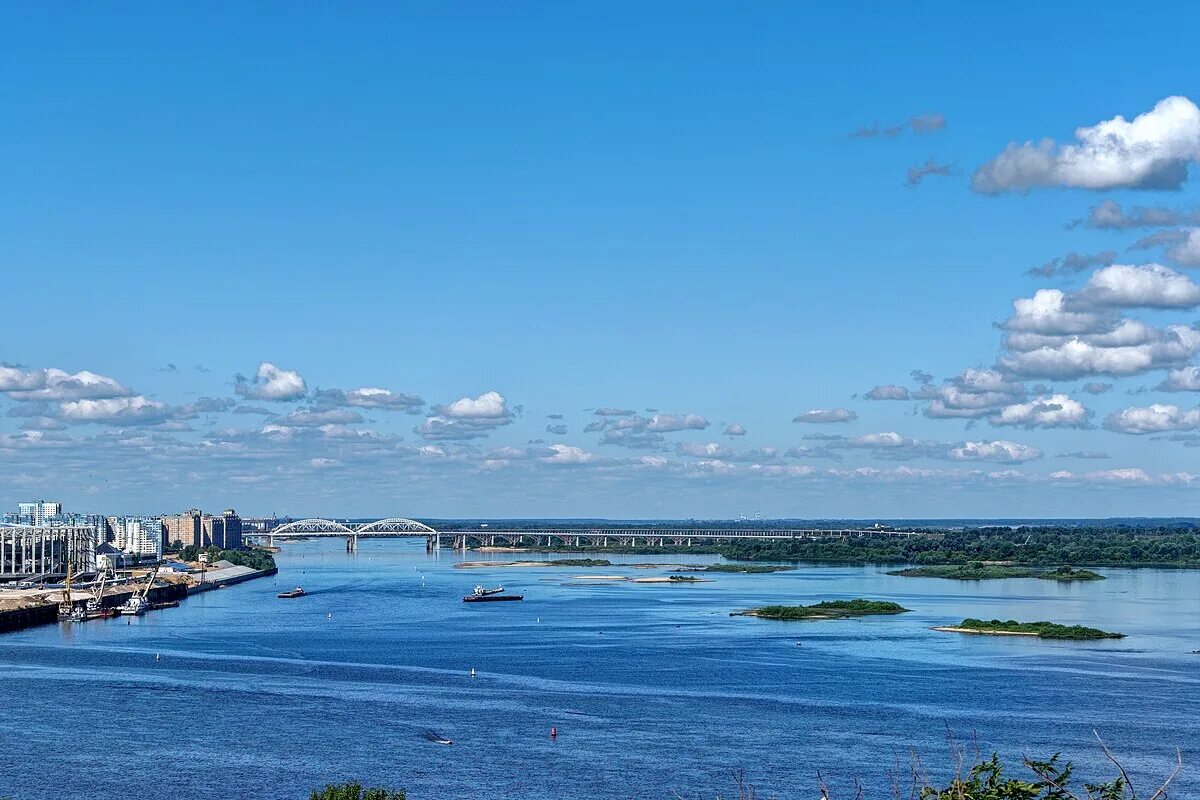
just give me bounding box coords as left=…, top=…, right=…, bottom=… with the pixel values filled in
left=248, top=518, right=937, bottom=551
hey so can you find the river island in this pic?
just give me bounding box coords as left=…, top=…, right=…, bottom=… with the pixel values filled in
left=934, top=618, right=1125, bottom=639
left=734, top=599, right=910, bottom=620
left=889, top=564, right=1104, bottom=581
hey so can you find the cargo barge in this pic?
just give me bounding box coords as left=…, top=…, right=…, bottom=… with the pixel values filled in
left=463, top=585, right=522, bottom=602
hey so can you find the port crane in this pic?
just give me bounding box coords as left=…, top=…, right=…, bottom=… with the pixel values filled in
left=57, top=563, right=78, bottom=620
left=85, top=568, right=110, bottom=619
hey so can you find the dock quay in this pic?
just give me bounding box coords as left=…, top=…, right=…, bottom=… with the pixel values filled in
left=0, top=562, right=276, bottom=635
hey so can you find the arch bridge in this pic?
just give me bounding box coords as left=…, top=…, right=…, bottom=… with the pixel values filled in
left=257, top=518, right=438, bottom=552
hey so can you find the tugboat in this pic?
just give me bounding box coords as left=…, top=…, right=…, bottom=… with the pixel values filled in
left=277, top=587, right=306, bottom=599
left=463, top=585, right=523, bottom=602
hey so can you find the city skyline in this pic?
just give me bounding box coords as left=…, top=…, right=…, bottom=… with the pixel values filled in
left=4, top=5, right=1200, bottom=517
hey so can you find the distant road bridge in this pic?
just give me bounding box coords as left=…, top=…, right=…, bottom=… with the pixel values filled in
left=247, top=519, right=935, bottom=552
left=251, top=518, right=437, bottom=551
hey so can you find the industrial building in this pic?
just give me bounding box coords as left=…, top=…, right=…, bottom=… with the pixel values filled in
left=0, top=525, right=97, bottom=576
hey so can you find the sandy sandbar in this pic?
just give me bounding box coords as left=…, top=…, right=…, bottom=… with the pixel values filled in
left=932, top=626, right=1040, bottom=637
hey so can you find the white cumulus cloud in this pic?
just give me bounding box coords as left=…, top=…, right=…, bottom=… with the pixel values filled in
left=1075, top=264, right=1200, bottom=309
left=948, top=440, right=1042, bottom=464
left=992, top=394, right=1090, bottom=429
left=57, top=396, right=171, bottom=425
left=235, top=362, right=308, bottom=401
left=793, top=408, right=858, bottom=423
left=1, top=367, right=131, bottom=401
left=1103, top=403, right=1200, bottom=434
left=1159, top=366, right=1200, bottom=391
left=973, top=95, right=1200, bottom=193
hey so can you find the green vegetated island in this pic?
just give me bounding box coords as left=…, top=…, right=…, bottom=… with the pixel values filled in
left=455, top=558, right=613, bottom=569
left=700, top=563, right=796, bottom=573
left=889, top=564, right=1104, bottom=581
left=935, top=618, right=1125, bottom=640
left=734, top=599, right=909, bottom=620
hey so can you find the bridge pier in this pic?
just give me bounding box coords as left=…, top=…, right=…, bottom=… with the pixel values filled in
left=346, top=535, right=358, bottom=553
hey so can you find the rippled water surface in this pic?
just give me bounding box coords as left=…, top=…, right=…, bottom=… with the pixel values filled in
left=1, top=540, right=1197, bottom=799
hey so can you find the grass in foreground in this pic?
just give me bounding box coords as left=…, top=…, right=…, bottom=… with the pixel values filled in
left=311, top=782, right=405, bottom=800
left=311, top=738, right=1183, bottom=799
left=736, top=598, right=909, bottom=620
left=952, top=618, right=1124, bottom=639
left=889, top=563, right=1104, bottom=581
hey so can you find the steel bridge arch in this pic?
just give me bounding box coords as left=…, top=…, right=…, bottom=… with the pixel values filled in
left=355, top=518, right=436, bottom=535
left=270, top=518, right=356, bottom=536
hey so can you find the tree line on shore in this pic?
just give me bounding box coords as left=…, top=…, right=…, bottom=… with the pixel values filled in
left=715, top=526, right=1200, bottom=567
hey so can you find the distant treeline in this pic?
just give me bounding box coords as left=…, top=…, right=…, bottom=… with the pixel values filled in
left=428, top=517, right=1199, bottom=532
left=716, top=526, right=1200, bottom=567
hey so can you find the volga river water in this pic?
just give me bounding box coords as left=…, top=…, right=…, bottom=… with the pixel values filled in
left=1, top=539, right=1197, bottom=799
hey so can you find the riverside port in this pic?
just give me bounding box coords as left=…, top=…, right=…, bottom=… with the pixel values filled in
left=0, top=560, right=277, bottom=634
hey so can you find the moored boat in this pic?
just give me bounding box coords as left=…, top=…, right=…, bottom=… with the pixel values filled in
left=119, top=595, right=149, bottom=616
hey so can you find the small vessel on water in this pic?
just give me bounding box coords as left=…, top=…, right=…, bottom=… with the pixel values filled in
left=423, top=731, right=454, bottom=745
left=463, top=585, right=523, bottom=603
left=277, top=587, right=306, bottom=599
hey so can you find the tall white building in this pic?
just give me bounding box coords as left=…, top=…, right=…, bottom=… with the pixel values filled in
left=110, top=516, right=164, bottom=560
left=17, top=500, right=63, bottom=526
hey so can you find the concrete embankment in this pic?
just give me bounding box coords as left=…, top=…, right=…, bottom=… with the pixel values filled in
left=188, top=565, right=277, bottom=594
left=0, top=603, right=57, bottom=634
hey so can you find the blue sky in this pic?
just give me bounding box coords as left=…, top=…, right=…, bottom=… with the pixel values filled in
left=4, top=3, right=1200, bottom=518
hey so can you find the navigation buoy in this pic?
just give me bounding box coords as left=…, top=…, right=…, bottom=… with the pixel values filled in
left=155, top=653, right=161, bottom=662
left=550, top=726, right=557, bottom=739
left=470, top=668, right=476, bottom=678
left=327, top=612, right=332, bottom=619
